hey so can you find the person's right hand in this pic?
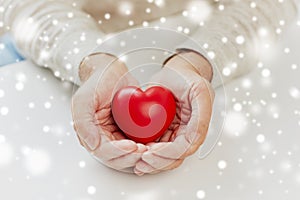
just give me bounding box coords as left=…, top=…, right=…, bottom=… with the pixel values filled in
left=72, top=53, right=147, bottom=171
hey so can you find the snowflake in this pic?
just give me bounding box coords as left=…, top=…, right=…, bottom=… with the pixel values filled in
left=23, top=147, right=51, bottom=175
left=256, top=134, right=265, bottom=143
left=44, top=101, right=52, bottom=109
left=87, top=185, right=96, bottom=195
left=236, top=35, right=245, bottom=44
left=0, top=141, right=14, bottom=166
left=104, top=13, right=111, bottom=20
left=118, top=2, right=133, bottom=15
left=289, top=87, right=300, bottom=99
left=0, top=89, right=4, bottom=98
left=196, top=190, right=206, bottom=199
left=0, top=106, right=9, bottom=116
left=218, top=160, right=227, bottom=170
left=15, top=82, right=24, bottom=91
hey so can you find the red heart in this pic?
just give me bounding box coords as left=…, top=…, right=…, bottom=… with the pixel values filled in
left=111, top=86, right=176, bottom=144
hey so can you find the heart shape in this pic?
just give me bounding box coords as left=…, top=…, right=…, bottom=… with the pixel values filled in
left=112, top=86, right=176, bottom=144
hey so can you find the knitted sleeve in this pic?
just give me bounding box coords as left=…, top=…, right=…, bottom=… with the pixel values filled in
left=178, top=0, right=298, bottom=88
left=0, top=0, right=104, bottom=85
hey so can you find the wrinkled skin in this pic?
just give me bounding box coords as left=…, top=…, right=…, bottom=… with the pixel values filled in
left=72, top=51, right=214, bottom=175
left=72, top=53, right=147, bottom=171
left=134, top=52, right=215, bottom=175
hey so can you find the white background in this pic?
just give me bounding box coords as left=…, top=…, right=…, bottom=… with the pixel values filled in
left=0, top=9, right=300, bottom=200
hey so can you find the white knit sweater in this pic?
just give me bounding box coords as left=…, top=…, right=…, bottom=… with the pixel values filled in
left=0, top=0, right=298, bottom=87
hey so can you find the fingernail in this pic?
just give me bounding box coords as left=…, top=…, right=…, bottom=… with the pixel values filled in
left=134, top=168, right=144, bottom=176
left=114, top=140, right=137, bottom=152
left=142, top=152, right=155, bottom=165
left=137, top=143, right=148, bottom=152
left=136, top=161, right=154, bottom=173
left=85, top=134, right=99, bottom=150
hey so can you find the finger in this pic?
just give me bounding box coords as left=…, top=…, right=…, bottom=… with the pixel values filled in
left=149, top=135, right=191, bottom=159
left=105, top=151, right=142, bottom=170
left=134, top=168, right=145, bottom=176
left=136, top=143, right=148, bottom=153
left=159, top=129, right=174, bottom=142
left=135, top=160, right=156, bottom=174
left=76, top=134, right=99, bottom=153
left=182, top=78, right=214, bottom=154
left=112, top=131, right=127, bottom=140
left=92, top=139, right=138, bottom=161
left=105, top=143, right=147, bottom=170
left=159, top=133, right=172, bottom=142
left=141, top=151, right=179, bottom=170
left=135, top=154, right=183, bottom=174
left=188, top=78, right=214, bottom=134
left=72, top=59, right=137, bottom=151
left=72, top=88, right=101, bottom=150
left=150, top=69, right=214, bottom=159
left=76, top=134, right=85, bottom=147
left=75, top=120, right=101, bottom=151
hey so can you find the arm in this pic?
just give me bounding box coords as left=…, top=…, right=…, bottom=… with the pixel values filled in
left=134, top=0, right=298, bottom=175
left=177, top=0, right=298, bottom=88
left=1, top=0, right=146, bottom=172
left=0, top=0, right=104, bottom=85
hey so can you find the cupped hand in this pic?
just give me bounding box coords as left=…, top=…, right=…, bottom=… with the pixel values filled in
left=72, top=53, right=147, bottom=171
left=134, top=50, right=215, bottom=175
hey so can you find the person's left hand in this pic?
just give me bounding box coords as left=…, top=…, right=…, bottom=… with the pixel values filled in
left=134, top=51, right=215, bottom=175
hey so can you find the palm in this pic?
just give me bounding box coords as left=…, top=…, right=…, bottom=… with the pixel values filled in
left=72, top=59, right=146, bottom=171
left=133, top=66, right=214, bottom=175
left=153, top=66, right=212, bottom=146
left=158, top=97, right=190, bottom=143
left=92, top=67, right=131, bottom=141
left=73, top=61, right=129, bottom=141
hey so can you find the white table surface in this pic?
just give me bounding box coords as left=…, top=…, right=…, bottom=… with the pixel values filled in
left=1, top=18, right=300, bottom=200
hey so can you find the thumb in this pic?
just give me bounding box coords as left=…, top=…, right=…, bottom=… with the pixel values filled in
left=72, top=87, right=101, bottom=150
left=183, top=78, right=214, bottom=156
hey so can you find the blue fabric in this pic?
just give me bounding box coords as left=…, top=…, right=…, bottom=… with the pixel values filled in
left=0, top=34, right=25, bottom=67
